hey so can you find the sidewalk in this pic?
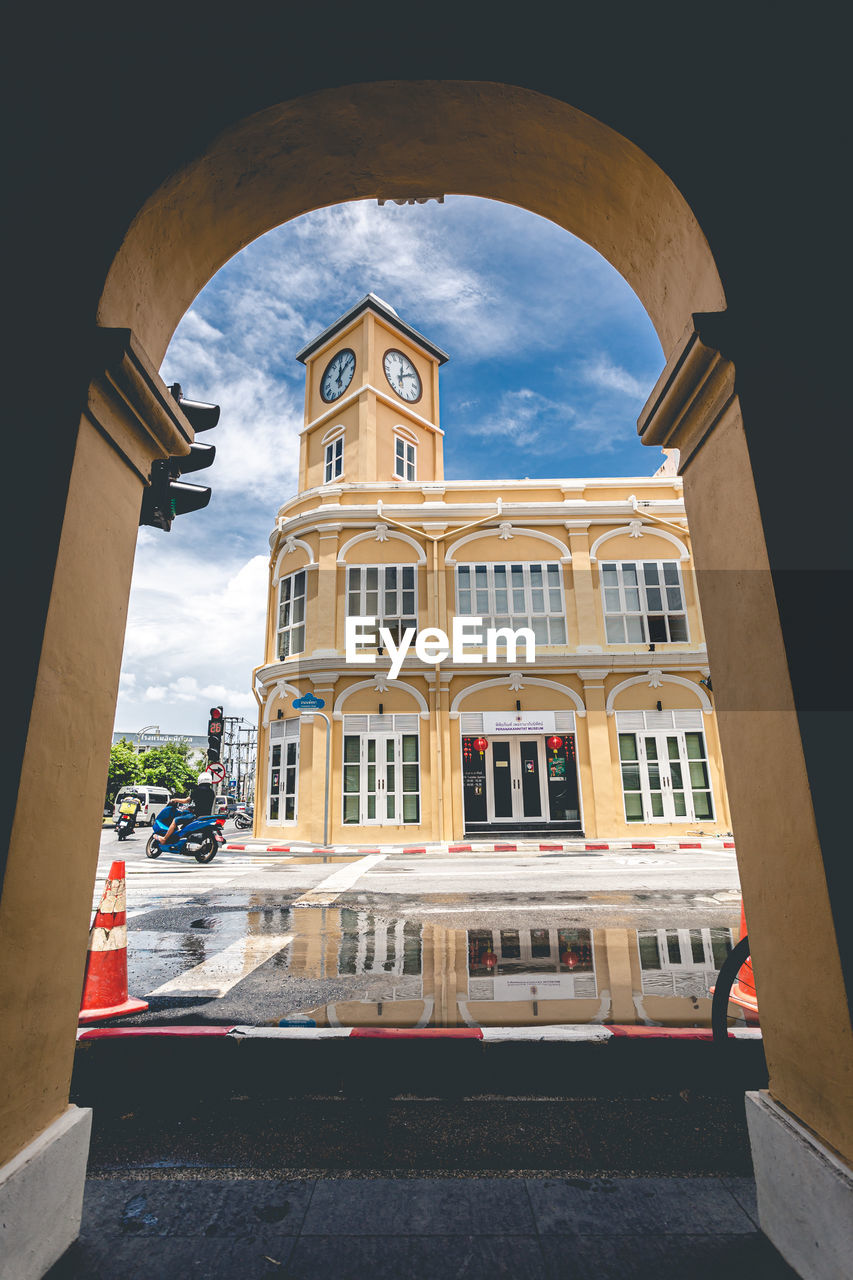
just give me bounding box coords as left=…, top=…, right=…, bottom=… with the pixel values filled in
left=224, top=836, right=737, bottom=855
left=48, top=1173, right=795, bottom=1279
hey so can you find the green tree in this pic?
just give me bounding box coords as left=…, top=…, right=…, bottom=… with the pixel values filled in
left=139, top=740, right=201, bottom=796
left=106, top=739, right=143, bottom=804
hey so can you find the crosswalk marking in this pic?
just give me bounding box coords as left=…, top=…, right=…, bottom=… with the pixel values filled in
left=145, top=933, right=294, bottom=998
left=293, top=853, right=388, bottom=906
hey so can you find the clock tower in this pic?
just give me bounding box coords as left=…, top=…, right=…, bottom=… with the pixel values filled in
left=294, top=293, right=449, bottom=491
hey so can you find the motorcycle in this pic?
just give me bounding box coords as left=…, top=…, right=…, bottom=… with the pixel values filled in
left=115, top=802, right=140, bottom=841
left=233, top=804, right=254, bottom=831
left=145, top=808, right=226, bottom=864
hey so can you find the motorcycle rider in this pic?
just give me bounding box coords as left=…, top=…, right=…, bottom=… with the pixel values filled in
left=116, top=790, right=142, bottom=834
left=190, top=771, right=216, bottom=817
left=155, top=795, right=193, bottom=846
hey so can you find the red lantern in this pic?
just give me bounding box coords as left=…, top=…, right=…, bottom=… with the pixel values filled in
left=483, top=951, right=497, bottom=970
left=547, top=735, right=563, bottom=752
left=473, top=736, right=489, bottom=753
left=560, top=950, right=578, bottom=969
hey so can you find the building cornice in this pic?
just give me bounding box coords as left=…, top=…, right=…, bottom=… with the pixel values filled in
left=299, top=382, right=445, bottom=438
left=272, top=501, right=688, bottom=545
left=255, top=647, right=708, bottom=688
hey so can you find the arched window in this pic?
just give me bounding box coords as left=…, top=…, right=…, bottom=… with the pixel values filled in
left=322, top=425, right=345, bottom=484
left=393, top=426, right=417, bottom=481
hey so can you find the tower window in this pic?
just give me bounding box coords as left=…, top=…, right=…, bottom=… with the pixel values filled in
left=394, top=434, right=416, bottom=482
left=324, top=435, right=343, bottom=484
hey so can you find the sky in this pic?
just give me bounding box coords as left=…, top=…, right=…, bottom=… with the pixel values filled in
left=114, top=196, right=666, bottom=736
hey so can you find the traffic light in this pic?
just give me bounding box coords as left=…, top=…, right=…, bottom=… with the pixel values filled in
left=140, top=383, right=220, bottom=531
left=207, top=706, right=224, bottom=763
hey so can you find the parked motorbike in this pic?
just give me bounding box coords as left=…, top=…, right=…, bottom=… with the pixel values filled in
left=115, top=802, right=140, bottom=841
left=145, top=808, right=226, bottom=864
left=233, top=804, right=254, bottom=831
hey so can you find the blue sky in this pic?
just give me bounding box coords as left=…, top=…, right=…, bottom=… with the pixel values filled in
left=114, top=196, right=666, bottom=737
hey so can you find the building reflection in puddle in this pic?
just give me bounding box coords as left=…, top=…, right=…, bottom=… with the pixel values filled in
left=278, top=906, right=755, bottom=1030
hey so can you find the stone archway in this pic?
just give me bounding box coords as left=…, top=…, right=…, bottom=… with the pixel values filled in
left=3, top=75, right=850, bottom=1276
left=97, top=82, right=724, bottom=362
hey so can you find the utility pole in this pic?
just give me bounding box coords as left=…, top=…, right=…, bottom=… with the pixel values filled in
left=221, top=717, right=257, bottom=803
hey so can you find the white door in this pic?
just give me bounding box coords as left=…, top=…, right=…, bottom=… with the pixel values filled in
left=619, top=729, right=715, bottom=823
left=342, top=730, right=421, bottom=827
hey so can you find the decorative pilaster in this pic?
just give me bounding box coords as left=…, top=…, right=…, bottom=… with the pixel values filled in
left=580, top=670, right=616, bottom=837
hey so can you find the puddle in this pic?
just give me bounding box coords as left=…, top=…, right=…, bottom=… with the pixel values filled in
left=269, top=906, right=756, bottom=1031
left=127, top=902, right=757, bottom=1031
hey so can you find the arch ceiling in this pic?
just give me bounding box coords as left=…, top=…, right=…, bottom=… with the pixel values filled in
left=98, top=82, right=725, bottom=366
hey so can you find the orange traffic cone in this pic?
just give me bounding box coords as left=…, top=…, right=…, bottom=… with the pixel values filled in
left=79, top=860, right=148, bottom=1023
left=727, top=900, right=759, bottom=1015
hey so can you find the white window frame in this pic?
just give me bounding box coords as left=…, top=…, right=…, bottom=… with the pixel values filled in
left=268, top=719, right=300, bottom=824
left=341, top=715, right=421, bottom=826
left=346, top=564, right=418, bottom=645
left=324, top=432, right=344, bottom=484
left=637, top=926, right=733, bottom=999
left=600, top=559, right=689, bottom=644
left=617, top=719, right=715, bottom=824
left=276, top=569, right=307, bottom=659
left=393, top=431, right=417, bottom=481
left=455, top=562, right=567, bottom=646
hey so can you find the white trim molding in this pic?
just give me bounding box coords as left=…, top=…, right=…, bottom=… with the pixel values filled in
left=449, top=676, right=586, bottom=718
left=606, top=673, right=712, bottom=715
left=589, top=525, right=689, bottom=562
left=445, top=527, right=572, bottom=565
left=320, top=423, right=345, bottom=444
left=261, top=680, right=302, bottom=726
left=337, top=528, right=427, bottom=565
left=333, top=677, right=430, bottom=719
left=273, top=538, right=316, bottom=583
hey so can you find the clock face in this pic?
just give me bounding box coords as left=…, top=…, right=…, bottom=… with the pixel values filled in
left=383, top=349, right=422, bottom=403
left=320, top=348, right=356, bottom=402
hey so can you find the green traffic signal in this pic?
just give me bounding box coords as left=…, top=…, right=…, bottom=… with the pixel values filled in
left=139, top=386, right=219, bottom=532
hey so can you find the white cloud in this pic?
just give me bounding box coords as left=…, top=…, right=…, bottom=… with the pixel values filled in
left=582, top=355, right=649, bottom=400
left=115, top=553, right=269, bottom=732
left=464, top=387, right=572, bottom=447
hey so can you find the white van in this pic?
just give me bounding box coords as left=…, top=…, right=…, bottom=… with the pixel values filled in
left=113, top=786, right=172, bottom=826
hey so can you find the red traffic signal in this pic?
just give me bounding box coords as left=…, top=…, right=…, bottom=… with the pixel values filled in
left=207, top=706, right=224, bottom=762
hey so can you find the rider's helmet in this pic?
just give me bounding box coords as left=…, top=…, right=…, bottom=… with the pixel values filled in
left=197, top=771, right=214, bottom=784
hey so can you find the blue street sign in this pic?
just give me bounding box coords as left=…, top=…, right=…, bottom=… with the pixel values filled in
left=292, top=692, right=326, bottom=710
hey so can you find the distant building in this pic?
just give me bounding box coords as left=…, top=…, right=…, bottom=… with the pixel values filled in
left=254, top=295, right=730, bottom=843
left=112, top=727, right=208, bottom=764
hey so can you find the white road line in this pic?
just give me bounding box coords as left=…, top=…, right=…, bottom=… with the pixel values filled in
left=293, top=853, right=388, bottom=905
left=145, top=933, right=294, bottom=998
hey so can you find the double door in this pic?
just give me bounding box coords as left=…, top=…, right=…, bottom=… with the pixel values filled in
left=487, top=737, right=547, bottom=823
left=342, top=730, right=420, bottom=826
left=619, top=730, right=714, bottom=823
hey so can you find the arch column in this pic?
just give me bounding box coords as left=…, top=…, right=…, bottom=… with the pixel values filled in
left=0, top=329, right=195, bottom=1258
left=639, top=315, right=853, bottom=1247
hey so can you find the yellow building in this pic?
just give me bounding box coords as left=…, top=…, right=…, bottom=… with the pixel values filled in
left=254, top=295, right=731, bottom=844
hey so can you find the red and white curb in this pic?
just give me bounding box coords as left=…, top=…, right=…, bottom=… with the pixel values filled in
left=225, top=839, right=736, bottom=855
left=78, top=1024, right=761, bottom=1042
